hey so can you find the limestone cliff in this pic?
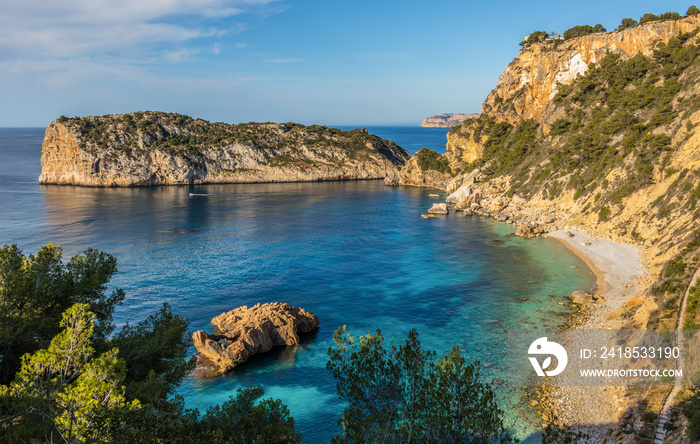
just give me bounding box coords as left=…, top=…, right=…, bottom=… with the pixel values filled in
left=447, top=15, right=700, bottom=167
left=421, top=113, right=478, bottom=128
left=39, top=112, right=410, bottom=186
left=482, top=15, right=700, bottom=125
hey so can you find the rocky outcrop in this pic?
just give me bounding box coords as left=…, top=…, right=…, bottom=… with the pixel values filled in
left=421, top=113, right=478, bottom=128
left=428, top=203, right=448, bottom=214
left=395, top=154, right=454, bottom=189
left=192, top=302, right=319, bottom=374
left=39, top=112, right=410, bottom=186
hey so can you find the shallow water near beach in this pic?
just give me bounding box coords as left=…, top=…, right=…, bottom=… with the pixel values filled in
left=0, top=127, right=595, bottom=442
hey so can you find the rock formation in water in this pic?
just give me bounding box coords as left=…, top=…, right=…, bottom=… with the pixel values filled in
left=420, top=113, right=478, bottom=128
left=39, top=112, right=410, bottom=186
left=192, top=302, right=319, bottom=375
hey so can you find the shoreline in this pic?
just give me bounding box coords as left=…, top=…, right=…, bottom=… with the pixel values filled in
left=543, top=229, right=647, bottom=440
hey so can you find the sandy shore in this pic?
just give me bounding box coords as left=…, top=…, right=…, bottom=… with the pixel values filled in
left=544, top=229, right=647, bottom=440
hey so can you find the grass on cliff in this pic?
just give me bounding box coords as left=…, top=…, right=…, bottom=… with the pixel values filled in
left=452, top=28, right=700, bottom=225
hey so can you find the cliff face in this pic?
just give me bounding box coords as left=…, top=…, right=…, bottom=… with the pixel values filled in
left=39, top=112, right=410, bottom=187
left=482, top=15, right=700, bottom=124
left=414, top=16, right=700, bottom=273
left=421, top=113, right=478, bottom=128
left=447, top=16, right=700, bottom=167
left=396, top=155, right=454, bottom=189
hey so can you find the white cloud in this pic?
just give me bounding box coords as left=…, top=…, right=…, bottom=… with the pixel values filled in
left=0, top=0, right=281, bottom=59
left=162, top=48, right=200, bottom=63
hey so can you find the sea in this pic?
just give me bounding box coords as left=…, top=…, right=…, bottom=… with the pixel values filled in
left=0, top=126, right=595, bottom=442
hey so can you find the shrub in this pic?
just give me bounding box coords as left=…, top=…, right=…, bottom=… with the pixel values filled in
left=414, top=147, right=452, bottom=174
left=618, top=17, right=639, bottom=30
left=521, top=31, right=549, bottom=45
left=564, top=24, right=606, bottom=39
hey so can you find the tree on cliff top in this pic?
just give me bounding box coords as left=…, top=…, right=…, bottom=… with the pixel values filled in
left=563, top=24, right=606, bottom=40
left=520, top=31, right=549, bottom=46
left=688, top=5, right=700, bottom=16
left=327, top=327, right=512, bottom=443
left=617, top=17, right=639, bottom=30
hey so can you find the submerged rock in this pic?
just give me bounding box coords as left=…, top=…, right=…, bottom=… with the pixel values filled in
left=192, top=302, right=319, bottom=375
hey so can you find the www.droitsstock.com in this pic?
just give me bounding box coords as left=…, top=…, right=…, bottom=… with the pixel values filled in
left=506, top=329, right=699, bottom=387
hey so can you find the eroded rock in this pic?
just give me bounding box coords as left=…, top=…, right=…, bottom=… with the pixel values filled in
left=192, top=302, right=319, bottom=374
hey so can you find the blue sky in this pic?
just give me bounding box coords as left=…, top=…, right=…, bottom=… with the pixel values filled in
left=0, top=0, right=696, bottom=127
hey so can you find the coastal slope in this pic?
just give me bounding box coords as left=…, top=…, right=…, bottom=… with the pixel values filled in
left=39, top=112, right=410, bottom=186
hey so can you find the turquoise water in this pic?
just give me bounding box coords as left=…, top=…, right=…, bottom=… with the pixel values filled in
left=0, top=127, right=594, bottom=442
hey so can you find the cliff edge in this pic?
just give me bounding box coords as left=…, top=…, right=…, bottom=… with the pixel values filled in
left=39, top=112, right=410, bottom=187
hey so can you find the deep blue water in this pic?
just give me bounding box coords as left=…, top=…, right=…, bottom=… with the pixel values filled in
left=0, top=127, right=594, bottom=442
left=340, top=125, right=451, bottom=155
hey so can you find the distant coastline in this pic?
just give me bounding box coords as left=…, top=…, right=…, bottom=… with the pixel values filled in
left=420, top=113, right=478, bottom=128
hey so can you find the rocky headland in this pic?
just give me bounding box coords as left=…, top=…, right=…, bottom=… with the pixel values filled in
left=192, top=302, right=319, bottom=375
left=399, top=14, right=700, bottom=275
left=39, top=112, right=410, bottom=186
left=397, top=13, right=700, bottom=442
left=420, top=113, right=478, bottom=128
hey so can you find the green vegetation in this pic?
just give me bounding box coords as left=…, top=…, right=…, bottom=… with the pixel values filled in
left=542, top=420, right=589, bottom=444
left=64, top=112, right=406, bottom=168
left=683, top=389, right=700, bottom=438
left=563, top=24, right=606, bottom=40
left=617, top=18, right=639, bottom=30
left=0, top=244, right=302, bottom=443
left=327, top=327, right=512, bottom=443
left=414, top=147, right=453, bottom=175
left=648, top=229, right=700, bottom=328
left=453, top=27, right=700, bottom=219
left=520, top=31, right=549, bottom=46
left=640, top=11, right=682, bottom=25
left=689, top=5, right=700, bottom=16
